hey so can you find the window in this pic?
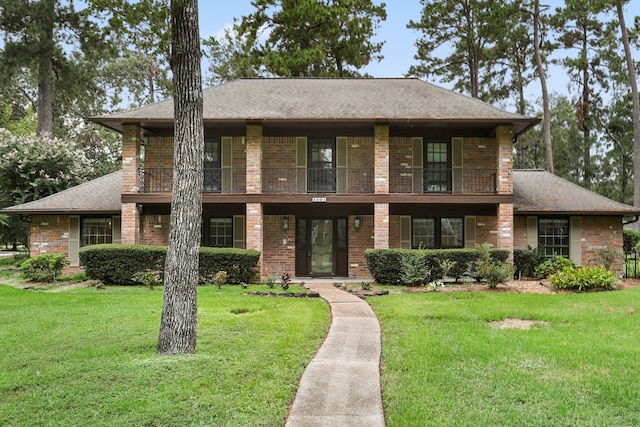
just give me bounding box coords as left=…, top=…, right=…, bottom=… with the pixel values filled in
left=308, top=139, right=336, bottom=192
left=412, top=217, right=463, bottom=249
left=209, top=218, right=233, bottom=247
left=539, top=219, right=569, bottom=258
left=204, top=138, right=221, bottom=192
left=424, top=141, right=450, bottom=193
left=82, top=218, right=112, bottom=246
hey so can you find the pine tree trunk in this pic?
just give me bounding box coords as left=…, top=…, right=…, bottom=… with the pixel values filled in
left=36, top=0, right=55, bottom=135
left=617, top=3, right=640, bottom=224
left=534, top=0, right=553, bottom=174
left=157, top=0, right=204, bottom=355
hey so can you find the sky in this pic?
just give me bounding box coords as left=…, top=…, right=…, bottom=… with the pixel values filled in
left=196, top=0, right=640, bottom=110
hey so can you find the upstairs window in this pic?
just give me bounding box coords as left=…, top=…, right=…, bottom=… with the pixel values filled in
left=424, top=141, right=450, bottom=193
left=204, top=138, right=221, bottom=192
left=308, top=138, right=336, bottom=193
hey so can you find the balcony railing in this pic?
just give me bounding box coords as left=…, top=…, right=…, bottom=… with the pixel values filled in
left=390, top=167, right=497, bottom=194
left=262, top=167, right=375, bottom=193
left=138, top=167, right=498, bottom=195
left=139, top=168, right=246, bottom=193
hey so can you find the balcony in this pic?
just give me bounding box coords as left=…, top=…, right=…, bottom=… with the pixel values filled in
left=390, top=167, right=497, bottom=194
left=262, top=167, right=375, bottom=193
left=139, top=168, right=246, bottom=193
left=137, top=167, right=498, bottom=195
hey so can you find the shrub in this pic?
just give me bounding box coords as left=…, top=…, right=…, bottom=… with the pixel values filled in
left=514, top=246, right=546, bottom=278
left=80, top=244, right=260, bottom=285
left=591, top=247, right=621, bottom=270
left=534, top=255, right=575, bottom=278
left=366, top=247, right=510, bottom=285
left=623, top=229, right=640, bottom=253
left=131, top=269, right=162, bottom=290
left=550, top=266, right=619, bottom=291
left=400, top=252, right=429, bottom=286
left=21, top=254, right=69, bottom=282
left=474, top=243, right=515, bottom=289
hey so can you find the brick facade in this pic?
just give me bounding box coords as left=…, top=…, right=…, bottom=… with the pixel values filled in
left=374, top=125, right=389, bottom=194
left=140, top=214, right=170, bottom=246
left=476, top=215, right=499, bottom=247
left=30, top=215, right=70, bottom=257
left=262, top=215, right=296, bottom=279
left=581, top=216, right=624, bottom=270
left=349, top=215, right=374, bottom=277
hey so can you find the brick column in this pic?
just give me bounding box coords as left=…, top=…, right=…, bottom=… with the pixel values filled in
left=121, top=124, right=141, bottom=245
left=246, top=124, right=262, bottom=194
left=496, top=125, right=513, bottom=195
left=246, top=202, right=263, bottom=277
left=374, top=124, right=389, bottom=194
left=374, top=203, right=389, bottom=249
left=497, top=203, right=514, bottom=260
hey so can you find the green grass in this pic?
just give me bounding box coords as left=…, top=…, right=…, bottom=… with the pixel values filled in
left=0, top=283, right=329, bottom=426
left=369, top=289, right=640, bottom=427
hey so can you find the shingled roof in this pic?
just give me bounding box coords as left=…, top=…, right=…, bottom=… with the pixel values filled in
left=513, top=170, right=640, bottom=216
left=0, top=170, right=122, bottom=215
left=90, top=78, right=539, bottom=135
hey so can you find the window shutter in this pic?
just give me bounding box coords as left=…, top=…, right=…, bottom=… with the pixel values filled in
left=527, top=216, right=538, bottom=249
left=221, top=136, right=233, bottom=192
left=452, top=137, right=463, bottom=194
left=336, top=137, right=348, bottom=193
left=296, top=137, right=307, bottom=193
left=570, top=217, right=582, bottom=266
left=69, top=216, right=80, bottom=266
left=412, top=137, right=423, bottom=193
left=464, top=216, right=476, bottom=248
left=400, top=215, right=411, bottom=249
left=233, top=215, right=245, bottom=249
left=112, top=216, right=121, bottom=244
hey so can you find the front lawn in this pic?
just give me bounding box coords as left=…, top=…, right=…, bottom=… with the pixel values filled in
left=369, top=288, right=640, bottom=426
left=0, top=284, right=329, bottom=426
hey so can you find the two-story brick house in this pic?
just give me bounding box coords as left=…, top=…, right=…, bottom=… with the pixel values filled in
left=4, top=79, right=639, bottom=277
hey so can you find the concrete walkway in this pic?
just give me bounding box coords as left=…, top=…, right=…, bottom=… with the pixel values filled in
left=285, top=282, right=385, bottom=427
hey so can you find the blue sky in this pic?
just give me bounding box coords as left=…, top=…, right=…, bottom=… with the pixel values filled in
left=197, top=1, right=637, bottom=107
left=198, top=1, right=424, bottom=78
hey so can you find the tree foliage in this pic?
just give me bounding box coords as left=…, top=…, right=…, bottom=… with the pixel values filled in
left=206, top=0, right=387, bottom=82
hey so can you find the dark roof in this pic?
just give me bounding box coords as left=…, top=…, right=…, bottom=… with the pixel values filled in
left=0, top=171, right=122, bottom=215
left=513, top=169, right=640, bottom=216
left=90, top=78, right=539, bottom=135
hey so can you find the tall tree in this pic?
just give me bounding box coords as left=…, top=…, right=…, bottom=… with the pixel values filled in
left=209, top=0, right=387, bottom=80
left=157, top=0, right=204, bottom=355
left=613, top=1, right=640, bottom=217
left=0, top=0, right=108, bottom=134
left=407, top=0, right=517, bottom=100
left=551, top=0, right=608, bottom=190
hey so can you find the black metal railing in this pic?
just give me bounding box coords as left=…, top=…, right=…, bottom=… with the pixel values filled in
left=262, top=167, right=374, bottom=193
left=389, top=167, right=498, bottom=194
left=139, top=168, right=246, bottom=193
left=624, top=249, right=640, bottom=278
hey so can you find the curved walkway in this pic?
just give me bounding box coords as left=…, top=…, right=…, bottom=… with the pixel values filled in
left=285, top=283, right=385, bottom=427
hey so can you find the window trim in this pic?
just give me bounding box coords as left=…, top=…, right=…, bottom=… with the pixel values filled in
left=411, top=216, right=464, bottom=249
left=80, top=217, right=113, bottom=247
left=538, top=218, right=570, bottom=258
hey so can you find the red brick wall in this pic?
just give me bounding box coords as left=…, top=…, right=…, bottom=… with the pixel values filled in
left=374, top=203, right=389, bottom=249
left=262, top=215, right=296, bottom=279
left=347, top=137, right=374, bottom=192
left=513, top=216, right=529, bottom=250
left=476, top=215, right=498, bottom=247
left=30, top=215, right=69, bottom=257
left=122, top=125, right=141, bottom=193
left=497, top=203, right=514, bottom=260
left=496, top=125, right=513, bottom=195
left=374, top=125, right=389, bottom=194
left=582, top=216, right=624, bottom=271
left=262, top=136, right=297, bottom=192
left=140, top=214, right=170, bottom=246
left=145, top=136, right=174, bottom=169
left=246, top=125, right=262, bottom=193
left=349, top=215, right=373, bottom=277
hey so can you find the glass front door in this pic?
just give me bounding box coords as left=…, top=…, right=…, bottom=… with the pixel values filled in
left=310, top=219, right=333, bottom=274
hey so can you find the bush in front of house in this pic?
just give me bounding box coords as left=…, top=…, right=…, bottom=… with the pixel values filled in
left=21, top=253, right=69, bottom=282
left=514, top=246, right=546, bottom=278
left=623, top=229, right=640, bottom=253
left=550, top=265, right=619, bottom=291
left=534, top=255, right=575, bottom=278
left=79, top=244, right=260, bottom=285
left=365, top=247, right=511, bottom=285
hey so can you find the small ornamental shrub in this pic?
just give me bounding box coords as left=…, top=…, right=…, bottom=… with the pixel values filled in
left=401, top=252, right=429, bottom=286
left=591, top=247, right=621, bottom=270
left=534, top=255, right=575, bottom=278
left=550, top=266, right=619, bottom=291
left=623, top=229, right=640, bottom=253
left=131, top=269, right=162, bottom=290
left=213, top=271, right=228, bottom=289
left=474, top=243, right=515, bottom=289
left=21, top=254, right=69, bottom=282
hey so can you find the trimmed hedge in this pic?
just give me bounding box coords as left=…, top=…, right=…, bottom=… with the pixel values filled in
left=79, top=244, right=260, bottom=285
left=365, top=248, right=510, bottom=285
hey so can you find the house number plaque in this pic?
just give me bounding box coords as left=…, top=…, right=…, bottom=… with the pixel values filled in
left=312, top=197, right=327, bottom=203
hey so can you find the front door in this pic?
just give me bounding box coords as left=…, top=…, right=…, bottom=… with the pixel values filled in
left=295, top=218, right=348, bottom=277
